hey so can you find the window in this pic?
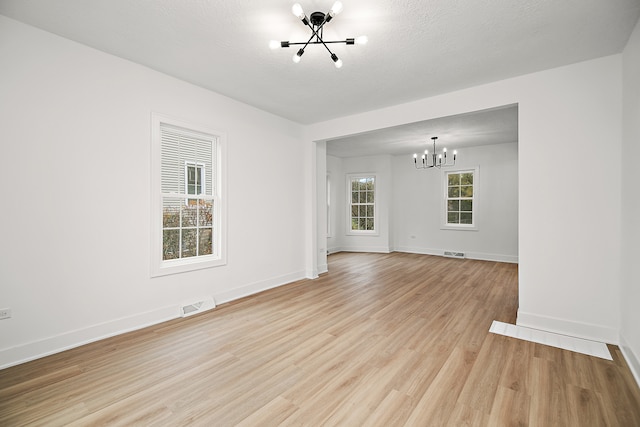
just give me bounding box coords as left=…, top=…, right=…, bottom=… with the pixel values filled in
left=151, top=113, right=226, bottom=276
left=347, top=175, right=376, bottom=234
left=185, top=162, right=205, bottom=199
left=443, top=167, right=478, bottom=230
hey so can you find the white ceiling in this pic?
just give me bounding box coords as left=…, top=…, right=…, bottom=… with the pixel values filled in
left=326, top=104, right=518, bottom=157
left=1, top=1, right=637, bottom=158
left=1, top=0, right=638, bottom=127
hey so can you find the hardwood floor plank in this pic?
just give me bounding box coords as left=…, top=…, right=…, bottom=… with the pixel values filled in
left=1, top=252, right=639, bottom=426
left=404, top=346, right=477, bottom=425
left=486, top=385, right=530, bottom=426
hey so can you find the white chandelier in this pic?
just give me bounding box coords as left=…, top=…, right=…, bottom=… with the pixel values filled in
left=413, top=137, right=457, bottom=169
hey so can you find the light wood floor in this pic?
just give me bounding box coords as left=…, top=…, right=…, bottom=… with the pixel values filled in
left=1, top=252, right=639, bottom=426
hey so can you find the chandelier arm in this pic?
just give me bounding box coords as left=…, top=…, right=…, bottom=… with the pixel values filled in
left=302, top=16, right=327, bottom=37
left=320, top=39, right=336, bottom=55
left=297, top=32, right=317, bottom=52
left=282, top=40, right=353, bottom=46
left=284, top=41, right=345, bottom=45
left=414, top=164, right=436, bottom=170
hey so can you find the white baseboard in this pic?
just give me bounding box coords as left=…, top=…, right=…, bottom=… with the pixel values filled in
left=393, top=246, right=518, bottom=264
left=1, top=270, right=308, bottom=370
left=214, top=270, right=307, bottom=305
left=516, top=309, right=619, bottom=345
left=619, top=334, right=640, bottom=389
left=318, top=263, right=328, bottom=275
left=0, top=305, right=179, bottom=370
left=393, top=246, right=441, bottom=257
left=337, top=246, right=391, bottom=253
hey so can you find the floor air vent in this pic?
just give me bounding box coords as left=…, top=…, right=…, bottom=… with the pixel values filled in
left=181, top=296, right=216, bottom=317
left=444, top=251, right=465, bottom=259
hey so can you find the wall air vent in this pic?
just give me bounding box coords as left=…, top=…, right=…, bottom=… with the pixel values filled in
left=180, top=296, right=216, bottom=318
left=443, top=251, right=465, bottom=259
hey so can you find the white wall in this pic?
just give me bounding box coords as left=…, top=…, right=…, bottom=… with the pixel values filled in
left=0, top=16, right=307, bottom=368
left=393, top=142, right=518, bottom=262
left=326, top=155, right=344, bottom=254
left=621, top=17, right=640, bottom=383
left=328, top=155, right=394, bottom=253
left=308, top=54, right=622, bottom=344
left=316, top=141, right=328, bottom=274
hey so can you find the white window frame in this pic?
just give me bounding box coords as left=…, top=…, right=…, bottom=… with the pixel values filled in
left=346, top=174, right=378, bottom=236
left=441, top=166, right=479, bottom=231
left=185, top=161, right=206, bottom=197
left=151, top=113, right=227, bottom=277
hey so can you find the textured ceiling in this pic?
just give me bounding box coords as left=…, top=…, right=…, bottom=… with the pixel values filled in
left=1, top=0, right=639, bottom=126
left=326, top=104, right=518, bottom=157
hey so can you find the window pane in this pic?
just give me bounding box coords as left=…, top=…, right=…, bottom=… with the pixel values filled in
left=460, top=200, right=473, bottom=212
left=187, top=166, right=196, bottom=184
left=447, top=200, right=460, bottom=212
left=359, top=205, right=367, bottom=217
left=366, top=179, right=374, bottom=190
left=461, top=173, right=473, bottom=185
left=199, top=201, right=213, bottom=226
left=163, top=198, right=181, bottom=228
left=198, top=228, right=213, bottom=256
left=187, top=184, right=196, bottom=195
left=366, top=205, right=374, bottom=217
left=352, top=180, right=358, bottom=191
left=351, top=218, right=359, bottom=230
left=352, top=192, right=358, bottom=204
left=448, top=174, right=460, bottom=185
left=448, top=212, right=459, bottom=224
left=359, top=218, right=366, bottom=229
left=460, top=213, right=473, bottom=224
left=461, top=185, right=473, bottom=197
left=181, top=203, right=198, bottom=227
left=163, top=229, right=180, bottom=260
left=366, top=219, right=374, bottom=230
left=366, top=191, right=374, bottom=203
left=448, top=187, right=460, bottom=198
left=351, top=205, right=358, bottom=217
left=181, top=229, right=197, bottom=258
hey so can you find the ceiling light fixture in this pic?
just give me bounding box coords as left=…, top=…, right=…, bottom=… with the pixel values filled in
left=413, top=137, right=457, bottom=169
left=270, top=2, right=367, bottom=68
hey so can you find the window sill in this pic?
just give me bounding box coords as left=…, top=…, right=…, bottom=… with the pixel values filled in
left=151, top=256, right=226, bottom=277
left=440, top=224, right=479, bottom=232
left=346, top=231, right=380, bottom=236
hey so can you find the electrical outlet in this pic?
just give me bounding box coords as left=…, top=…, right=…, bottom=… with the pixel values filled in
left=0, top=308, right=11, bottom=320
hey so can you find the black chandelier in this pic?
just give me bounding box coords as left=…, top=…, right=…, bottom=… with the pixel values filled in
left=270, top=2, right=367, bottom=68
left=413, top=137, right=457, bottom=169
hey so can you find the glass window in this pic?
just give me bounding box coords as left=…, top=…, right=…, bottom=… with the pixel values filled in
left=348, top=175, right=376, bottom=233
left=443, top=168, right=478, bottom=230
left=151, top=114, right=226, bottom=276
